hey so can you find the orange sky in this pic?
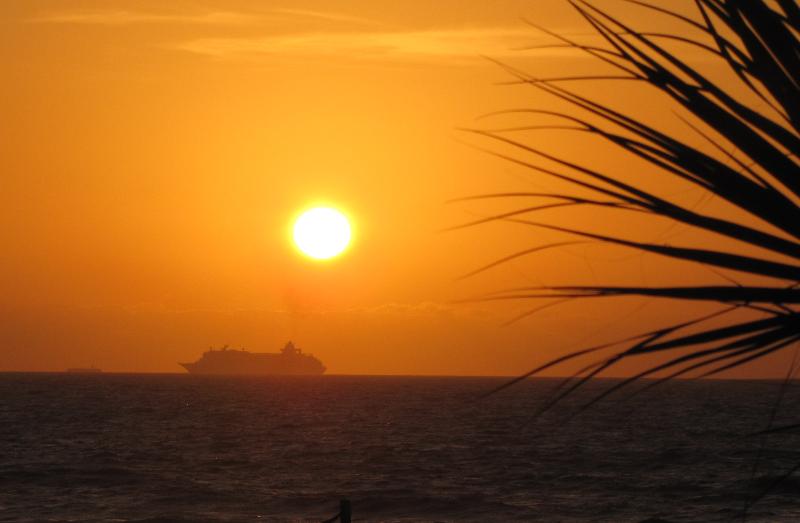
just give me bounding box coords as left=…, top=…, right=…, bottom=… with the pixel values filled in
left=1, top=1, right=794, bottom=377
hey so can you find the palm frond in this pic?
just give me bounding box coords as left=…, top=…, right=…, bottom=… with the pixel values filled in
left=456, top=0, right=800, bottom=405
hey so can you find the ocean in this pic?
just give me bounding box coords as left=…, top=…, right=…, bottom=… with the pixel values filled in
left=1, top=374, right=799, bottom=522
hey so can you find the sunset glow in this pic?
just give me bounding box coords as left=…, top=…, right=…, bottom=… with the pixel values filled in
left=4, top=2, right=799, bottom=521
left=2, top=0, right=793, bottom=379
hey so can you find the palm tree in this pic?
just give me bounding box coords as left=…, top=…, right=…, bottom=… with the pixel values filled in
left=456, top=0, right=800, bottom=409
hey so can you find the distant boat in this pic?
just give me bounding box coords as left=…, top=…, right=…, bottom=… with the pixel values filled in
left=66, top=366, right=102, bottom=374
left=180, top=341, right=326, bottom=375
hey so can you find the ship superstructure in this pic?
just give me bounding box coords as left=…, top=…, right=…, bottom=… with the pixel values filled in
left=180, top=342, right=325, bottom=375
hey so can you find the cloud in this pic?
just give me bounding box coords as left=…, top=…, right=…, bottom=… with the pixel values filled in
left=34, top=9, right=570, bottom=64
left=35, top=10, right=257, bottom=25
left=108, top=301, right=494, bottom=321
left=268, top=8, right=375, bottom=25
left=174, top=27, right=546, bottom=63
left=345, top=302, right=497, bottom=320
left=35, top=8, right=374, bottom=27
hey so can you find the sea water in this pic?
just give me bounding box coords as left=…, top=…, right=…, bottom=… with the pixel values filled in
left=1, top=374, right=799, bottom=522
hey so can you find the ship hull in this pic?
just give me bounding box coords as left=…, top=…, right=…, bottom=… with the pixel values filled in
left=180, top=362, right=325, bottom=376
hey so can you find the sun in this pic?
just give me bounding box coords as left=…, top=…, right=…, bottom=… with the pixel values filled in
left=293, top=207, right=352, bottom=260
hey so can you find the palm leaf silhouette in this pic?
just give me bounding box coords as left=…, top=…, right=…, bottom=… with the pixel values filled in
left=458, top=0, right=800, bottom=405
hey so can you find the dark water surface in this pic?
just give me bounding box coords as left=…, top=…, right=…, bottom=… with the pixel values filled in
left=1, top=374, right=799, bottom=522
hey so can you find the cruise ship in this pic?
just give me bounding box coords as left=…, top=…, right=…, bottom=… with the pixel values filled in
left=180, top=342, right=326, bottom=375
